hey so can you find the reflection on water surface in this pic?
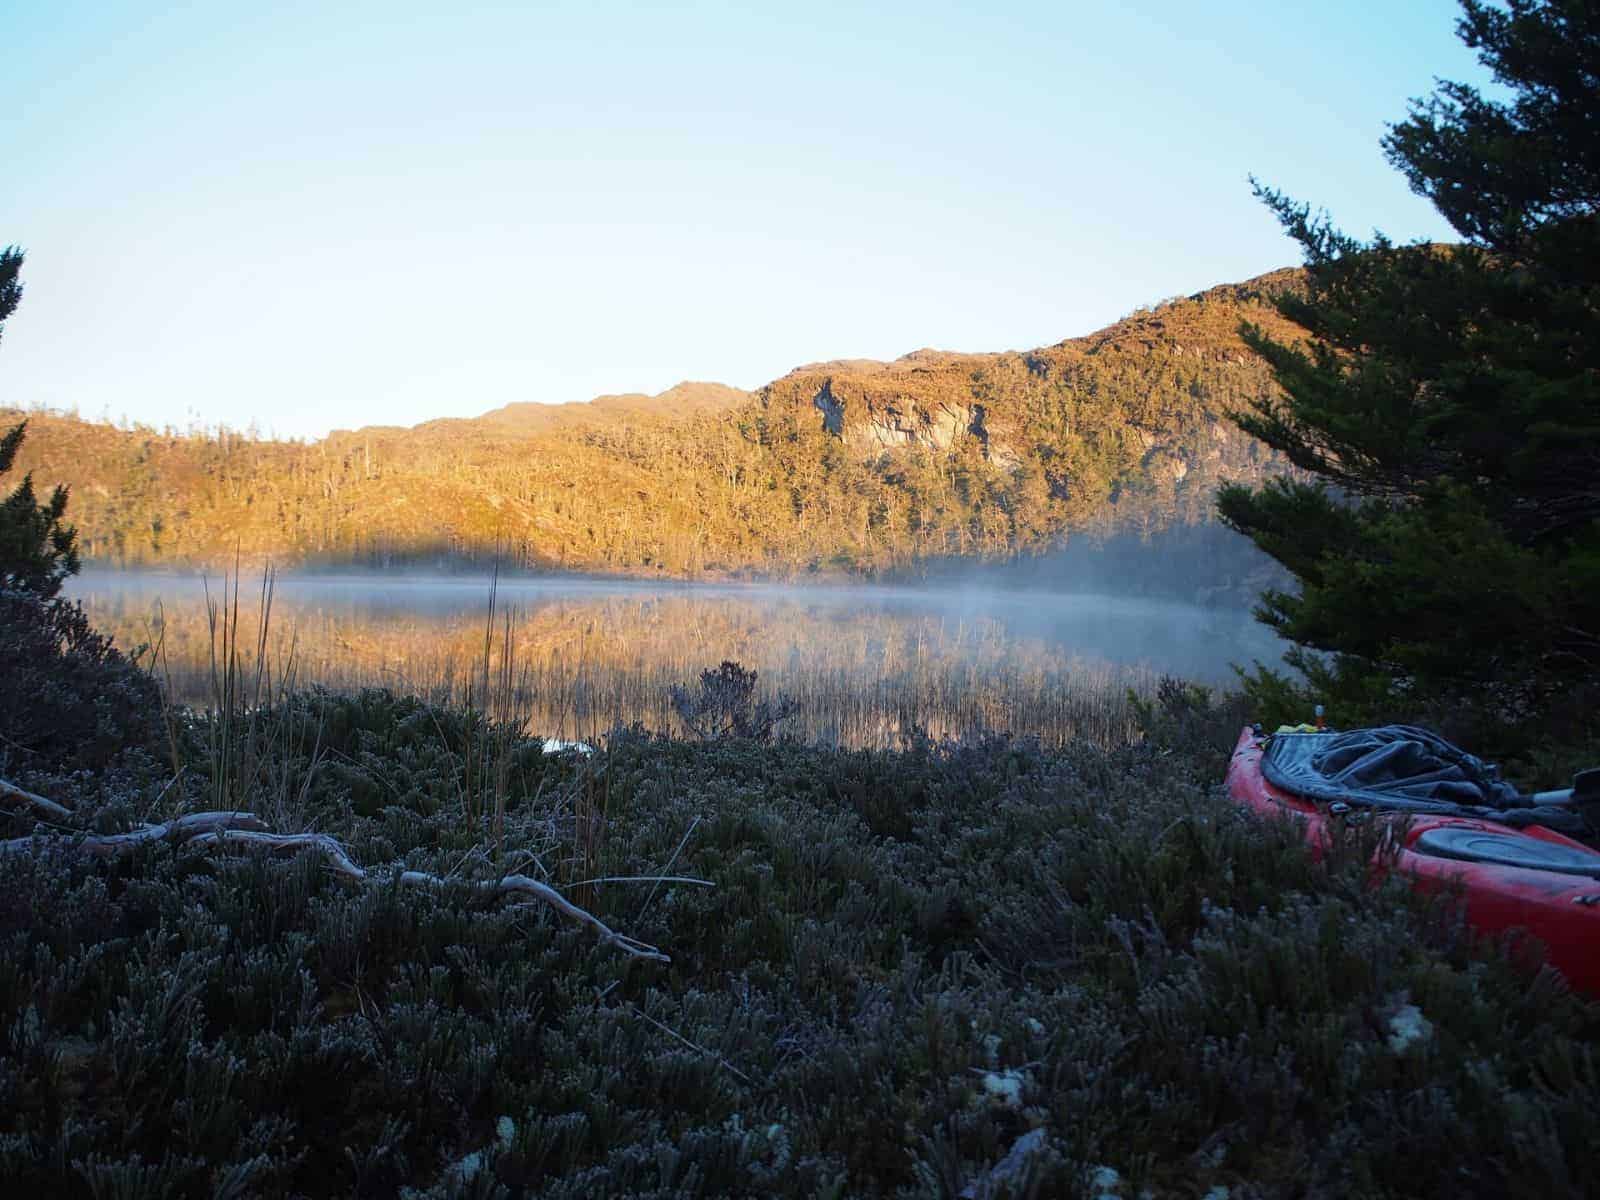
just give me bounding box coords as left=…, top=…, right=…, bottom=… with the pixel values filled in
left=67, top=571, right=1283, bottom=749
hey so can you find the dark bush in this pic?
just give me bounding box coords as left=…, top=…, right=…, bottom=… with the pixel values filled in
left=668, top=660, right=797, bottom=742
left=0, top=591, right=167, bottom=772
left=1130, top=674, right=1253, bottom=777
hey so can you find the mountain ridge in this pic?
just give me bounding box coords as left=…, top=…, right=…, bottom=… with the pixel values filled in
left=1, top=266, right=1308, bottom=580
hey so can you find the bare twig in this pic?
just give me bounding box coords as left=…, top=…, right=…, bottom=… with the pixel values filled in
left=629, top=1001, right=753, bottom=1083
left=637, top=815, right=701, bottom=923
left=136, top=770, right=188, bottom=827
left=566, top=874, right=714, bottom=889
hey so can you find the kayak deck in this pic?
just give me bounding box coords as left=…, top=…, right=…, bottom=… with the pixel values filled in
left=1227, top=726, right=1600, bottom=997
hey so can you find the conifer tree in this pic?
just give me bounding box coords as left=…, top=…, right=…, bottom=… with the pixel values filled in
left=0, top=246, right=163, bottom=769
left=1218, top=0, right=1599, bottom=727
left=0, top=246, right=81, bottom=599
left=0, top=245, right=21, bottom=342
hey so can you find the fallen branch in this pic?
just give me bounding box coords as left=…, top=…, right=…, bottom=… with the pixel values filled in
left=0, top=784, right=673, bottom=963
left=400, top=870, right=670, bottom=963
left=0, top=776, right=75, bottom=823
left=189, top=834, right=669, bottom=960
left=1, top=810, right=268, bottom=857
left=190, top=828, right=366, bottom=881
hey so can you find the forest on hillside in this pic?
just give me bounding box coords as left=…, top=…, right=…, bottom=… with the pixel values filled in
left=1, top=271, right=1303, bottom=583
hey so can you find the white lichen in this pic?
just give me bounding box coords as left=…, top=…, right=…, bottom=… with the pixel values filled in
left=1089, top=1163, right=1122, bottom=1196
left=449, top=1115, right=518, bottom=1182
left=1386, top=1003, right=1434, bottom=1053
left=980, top=1069, right=1026, bottom=1108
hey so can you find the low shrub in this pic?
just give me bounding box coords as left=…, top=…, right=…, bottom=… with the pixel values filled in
left=667, top=660, right=798, bottom=742
left=0, top=592, right=167, bottom=773
left=2, top=689, right=1596, bottom=1197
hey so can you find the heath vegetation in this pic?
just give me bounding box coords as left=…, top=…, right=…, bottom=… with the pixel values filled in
left=3, top=3, right=1599, bottom=1196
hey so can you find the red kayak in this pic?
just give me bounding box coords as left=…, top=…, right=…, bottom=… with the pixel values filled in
left=1228, top=725, right=1600, bottom=997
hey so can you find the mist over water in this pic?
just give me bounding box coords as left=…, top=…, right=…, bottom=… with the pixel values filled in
left=66, top=570, right=1286, bottom=747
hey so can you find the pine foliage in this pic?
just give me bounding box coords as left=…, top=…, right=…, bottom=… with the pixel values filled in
left=1, top=250, right=80, bottom=599
left=1, top=421, right=81, bottom=600
left=1218, top=0, right=1600, bottom=733
left=0, top=247, right=160, bottom=772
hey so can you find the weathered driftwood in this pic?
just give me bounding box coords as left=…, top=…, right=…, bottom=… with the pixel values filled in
left=0, top=776, right=74, bottom=823
left=188, top=836, right=671, bottom=961
left=398, top=870, right=669, bottom=963
left=0, top=776, right=672, bottom=962
left=188, top=828, right=366, bottom=880
left=0, top=808, right=268, bottom=856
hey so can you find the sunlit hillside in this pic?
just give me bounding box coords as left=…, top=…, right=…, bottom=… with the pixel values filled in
left=1, top=269, right=1306, bottom=577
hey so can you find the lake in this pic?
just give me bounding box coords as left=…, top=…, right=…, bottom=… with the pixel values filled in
left=66, top=570, right=1285, bottom=749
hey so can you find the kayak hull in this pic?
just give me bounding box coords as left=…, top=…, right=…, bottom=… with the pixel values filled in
left=1227, top=726, right=1600, bottom=997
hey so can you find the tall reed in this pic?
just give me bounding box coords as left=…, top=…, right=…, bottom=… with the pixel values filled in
left=458, top=564, right=539, bottom=859
left=98, top=582, right=1160, bottom=750
left=151, top=564, right=327, bottom=828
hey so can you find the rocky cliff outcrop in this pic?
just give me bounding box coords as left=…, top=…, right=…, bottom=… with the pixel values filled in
left=811, top=379, right=994, bottom=458
left=759, top=268, right=1305, bottom=504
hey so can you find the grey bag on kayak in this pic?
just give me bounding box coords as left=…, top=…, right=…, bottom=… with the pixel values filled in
left=1261, top=725, right=1590, bottom=837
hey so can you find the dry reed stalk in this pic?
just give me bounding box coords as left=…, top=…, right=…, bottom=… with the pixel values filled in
left=82, top=584, right=1160, bottom=750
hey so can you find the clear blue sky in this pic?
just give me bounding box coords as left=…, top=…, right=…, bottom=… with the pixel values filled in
left=1, top=0, right=1489, bottom=440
